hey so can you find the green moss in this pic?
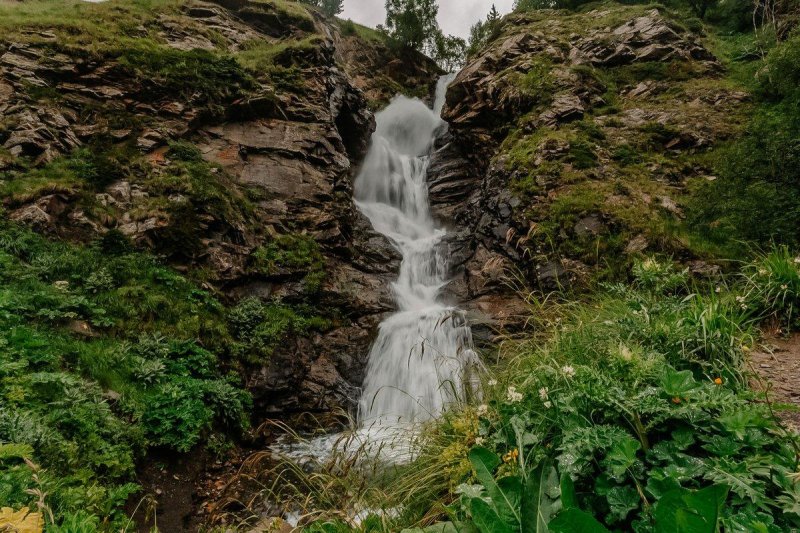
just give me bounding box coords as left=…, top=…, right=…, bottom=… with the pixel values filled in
left=227, top=297, right=330, bottom=363
left=0, top=145, right=141, bottom=204
left=338, top=18, right=386, bottom=42
left=119, top=44, right=253, bottom=104
left=567, top=139, right=598, bottom=169
left=611, top=143, right=642, bottom=166
left=251, top=233, right=326, bottom=292
left=516, top=57, right=555, bottom=103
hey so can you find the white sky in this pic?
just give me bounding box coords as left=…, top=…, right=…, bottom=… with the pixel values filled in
left=341, top=0, right=516, bottom=39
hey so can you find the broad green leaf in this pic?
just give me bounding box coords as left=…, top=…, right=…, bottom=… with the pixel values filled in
left=560, top=474, right=577, bottom=511
left=469, top=447, right=520, bottom=526
left=660, top=367, right=700, bottom=397
left=606, top=486, right=640, bottom=522
left=653, top=484, right=729, bottom=533
left=716, top=410, right=770, bottom=440
left=470, top=497, right=516, bottom=533
left=548, top=509, right=611, bottom=533
left=521, top=459, right=560, bottom=533
left=603, top=436, right=641, bottom=480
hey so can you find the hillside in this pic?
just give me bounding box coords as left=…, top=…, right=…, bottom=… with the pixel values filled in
left=1, top=0, right=800, bottom=531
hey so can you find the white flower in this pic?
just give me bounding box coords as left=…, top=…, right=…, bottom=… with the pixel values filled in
left=543, top=401, right=552, bottom=409
left=758, top=269, right=768, bottom=276
left=475, top=436, right=485, bottom=445
left=794, top=257, right=800, bottom=264
left=735, top=295, right=746, bottom=303
left=715, top=286, right=721, bottom=293
left=506, top=386, right=523, bottom=403
left=740, top=303, right=748, bottom=310
left=477, top=404, right=489, bottom=416
left=538, top=387, right=549, bottom=401
left=561, top=365, right=575, bottom=377
left=782, top=284, right=789, bottom=290
left=487, top=379, right=498, bottom=386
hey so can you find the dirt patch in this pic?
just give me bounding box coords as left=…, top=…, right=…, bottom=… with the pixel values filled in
left=125, top=447, right=249, bottom=532
left=750, top=333, right=800, bottom=429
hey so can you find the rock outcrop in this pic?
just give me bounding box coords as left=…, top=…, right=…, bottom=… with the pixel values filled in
left=433, top=4, right=747, bottom=302
left=0, top=0, right=431, bottom=419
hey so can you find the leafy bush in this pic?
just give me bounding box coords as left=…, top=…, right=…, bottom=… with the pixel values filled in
left=0, top=221, right=250, bottom=527
left=742, top=246, right=800, bottom=326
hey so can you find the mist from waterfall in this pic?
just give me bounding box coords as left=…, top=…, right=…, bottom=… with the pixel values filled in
left=353, top=74, right=480, bottom=428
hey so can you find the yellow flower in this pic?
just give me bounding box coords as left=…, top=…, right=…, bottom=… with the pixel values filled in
left=0, top=507, right=43, bottom=533
left=714, top=377, right=723, bottom=385
left=503, top=448, right=519, bottom=463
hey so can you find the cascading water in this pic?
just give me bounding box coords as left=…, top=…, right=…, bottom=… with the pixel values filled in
left=354, top=74, right=480, bottom=430
left=272, top=76, right=479, bottom=468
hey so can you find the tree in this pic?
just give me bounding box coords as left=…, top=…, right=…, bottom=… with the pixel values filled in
left=301, top=0, right=344, bottom=18
left=385, top=0, right=440, bottom=51
left=487, top=3, right=501, bottom=24
left=466, top=4, right=502, bottom=57
left=432, top=31, right=467, bottom=72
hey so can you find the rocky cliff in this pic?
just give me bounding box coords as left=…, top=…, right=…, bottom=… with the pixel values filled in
left=434, top=3, right=748, bottom=316
left=0, top=0, right=440, bottom=419
left=0, top=0, right=749, bottom=424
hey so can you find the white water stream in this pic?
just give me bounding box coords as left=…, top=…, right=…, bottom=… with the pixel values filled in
left=354, top=75, right=480, bottom=429
left=272, top=76, right=479, bottom=468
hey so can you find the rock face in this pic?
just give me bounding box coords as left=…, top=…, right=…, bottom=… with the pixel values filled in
left=433, top=5, right=747, bottom=300
left=0, top=1, right=751, bottom=422
left=0, top=0, right=432, bottom=419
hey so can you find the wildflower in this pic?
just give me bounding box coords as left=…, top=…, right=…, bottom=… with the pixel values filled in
left=782, top=284, right=789, bottom=290
left=759, top=269, right=768, bottom=276
left=794, top=257, right=800, bottom=265
left=53, top=280, right=69, bottom=291
left=619, top=344, right=633, bottom=361
left=735, top=295, right=746, bottom=303
left=538, top=387, right=549, bottom=401
left=477, top=404, right=489, bottom=416
left=506, top=386, right=523, bottom=403
left=561, top=365, right=575, bottom=377
left=740, top=303, right=748, bottom=310
left=715, top=286, right=721, bottom=293
left=487, top=379, right=498, bottom=386
left=714, top=377, right=723, bottom=385
left=671, top=397, right=681, bottom=404
left=475, top=436, right=485, bottom=445
left=543, top=401, right=552, bottom=408
left=503, top=448, right=519, bottom=463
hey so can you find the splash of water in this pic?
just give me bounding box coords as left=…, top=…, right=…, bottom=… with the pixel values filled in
left=354, top=74, right=479, bottom=428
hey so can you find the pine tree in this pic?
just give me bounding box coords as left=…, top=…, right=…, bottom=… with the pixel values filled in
left=487, top=4, right=500, bottom=24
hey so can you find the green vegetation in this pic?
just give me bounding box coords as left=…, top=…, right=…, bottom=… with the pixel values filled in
left=0, top=220, right=249, bottom=528
left=687, top=29, right=800, bottom=252
left=301, top=0, right=344, bottom=17
left=251, top=233, right=325, bottom=291
left=297, top=255, right=800, bottom=532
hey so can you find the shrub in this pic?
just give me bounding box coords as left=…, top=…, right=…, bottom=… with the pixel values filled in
left=742, top=246, right=800, bottom=327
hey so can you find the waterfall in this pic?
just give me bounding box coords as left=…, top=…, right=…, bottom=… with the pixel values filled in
left=354, top=74, right=479, bottom=428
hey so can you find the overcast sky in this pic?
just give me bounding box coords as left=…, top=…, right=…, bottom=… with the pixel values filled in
left=341, top=0, right=516, bottom=39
